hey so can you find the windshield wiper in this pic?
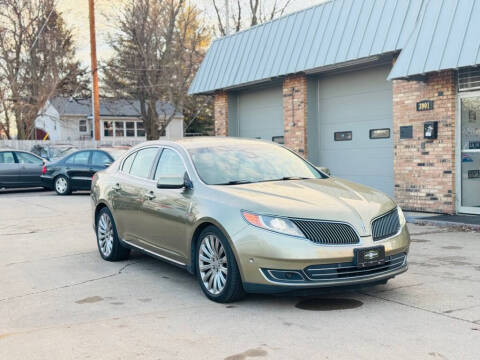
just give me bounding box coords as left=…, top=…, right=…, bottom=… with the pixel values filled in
left=215, top=180, right=253, bottom=185
left=262, top=176, right=312, bottom=182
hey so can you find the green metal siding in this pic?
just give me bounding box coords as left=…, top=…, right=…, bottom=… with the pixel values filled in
left=189, top=0, right=423, bottom=94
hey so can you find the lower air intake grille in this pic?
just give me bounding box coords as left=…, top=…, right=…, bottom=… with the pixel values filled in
left=290, top=219, right=359, bottom=245
left=372, top=209, right=400, bottom=241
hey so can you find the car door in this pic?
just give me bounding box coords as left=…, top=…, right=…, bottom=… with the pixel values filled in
left=15, top=151, right=44, bottom=187
left=64, top=151, right=92, bottom=190
left=0, top=151, right=19, bottom=188
left=110, top=147, right=160, bottom=245
left=140, top=147, right=192, bottom=262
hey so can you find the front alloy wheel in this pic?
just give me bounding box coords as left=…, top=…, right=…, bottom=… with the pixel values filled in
left=199, top=234, right=228, bottom=295
left=196, top=226, right=244, bottom=303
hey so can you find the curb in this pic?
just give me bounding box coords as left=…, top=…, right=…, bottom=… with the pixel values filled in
left=406, top=216, right=480, bottom=231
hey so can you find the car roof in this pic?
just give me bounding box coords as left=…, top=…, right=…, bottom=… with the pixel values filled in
left=0, top=149, right=34, bottom=153
left=135, top=137, right=277, bottom=151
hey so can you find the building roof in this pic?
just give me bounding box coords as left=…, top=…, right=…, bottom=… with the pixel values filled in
left=189, top=0, right=480, bottom=94
left=189, top=0, right=423, bottom=94
left=388, top=0, right=480, bottom=79
left=50, top=97, right=182, bottom=118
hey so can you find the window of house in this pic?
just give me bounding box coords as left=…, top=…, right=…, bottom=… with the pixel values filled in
left=115, top=121, right=125, bottom=137
left=104, top=121, right=113, bottom=137
left=79, top=119, right=87, bottom=133
left=136, top=122, right=145, bottom=137
left=126, top=122, right=135, bottom=137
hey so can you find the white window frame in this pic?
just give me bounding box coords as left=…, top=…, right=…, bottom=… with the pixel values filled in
left=101, top=119, right=146, bottom=139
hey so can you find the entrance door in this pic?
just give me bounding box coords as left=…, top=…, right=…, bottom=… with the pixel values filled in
left=457, top=93, right=480, bottom=214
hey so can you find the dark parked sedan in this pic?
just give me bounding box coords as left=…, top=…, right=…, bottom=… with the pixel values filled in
left=41, top=149, right=114, bottom=195
left=0, top=149, right=45, bottom=189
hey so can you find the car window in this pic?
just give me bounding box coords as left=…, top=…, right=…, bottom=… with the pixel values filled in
left=91, top=151, right=112, bottom=167
left=16, top=152, right=43, bottom=164
left=154, top=148, right=186, bottom=180
left=0, top=151, right=15, bottom=164
left=122, top=151, right=137, bottom=173
left=129, top=147, right=158, bottom=179
left=66, top=151, right=91, bottom=166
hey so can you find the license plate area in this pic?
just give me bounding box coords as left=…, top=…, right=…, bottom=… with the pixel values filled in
left=355, top=246, right=385, bottom=268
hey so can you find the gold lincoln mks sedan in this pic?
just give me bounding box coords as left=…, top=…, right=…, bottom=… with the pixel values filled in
left=91, top=138, right=410, bottom=303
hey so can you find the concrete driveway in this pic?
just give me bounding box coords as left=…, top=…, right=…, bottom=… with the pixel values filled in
left=0, top=190, right=479, bottom=359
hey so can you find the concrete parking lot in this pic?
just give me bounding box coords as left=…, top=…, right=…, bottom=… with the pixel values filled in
left=1, top=190, right=479, bottom=360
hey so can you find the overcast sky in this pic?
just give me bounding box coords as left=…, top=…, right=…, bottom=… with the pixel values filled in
left=57, top=0, right=327, bottom=66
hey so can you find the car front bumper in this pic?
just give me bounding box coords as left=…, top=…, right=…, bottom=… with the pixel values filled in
left=231, top=223, right=410, bottom=293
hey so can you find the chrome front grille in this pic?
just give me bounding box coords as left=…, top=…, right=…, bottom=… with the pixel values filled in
left=290, top=219, right=360, bottom=245
left=372, top=208, right=401, bottom=241
left=304, top=253, right=407, bottom=281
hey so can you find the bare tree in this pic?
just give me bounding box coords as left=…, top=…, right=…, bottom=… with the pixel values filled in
left=103, top=0, right=211, bottom=140
left=0, top=0, right=86, bottom=139
left=212, top=0, right=294, bottom=36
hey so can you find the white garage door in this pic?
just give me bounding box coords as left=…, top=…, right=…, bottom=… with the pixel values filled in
left=317, top=65, right=394, bottom=196
left=236, top=86, right=283, bottom=141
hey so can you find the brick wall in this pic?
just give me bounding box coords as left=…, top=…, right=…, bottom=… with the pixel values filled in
left=393, top=70, right=456, bottom=214
left=214, top=91, right=228, bottom=136
left=283, top=74, right=308, bottom=157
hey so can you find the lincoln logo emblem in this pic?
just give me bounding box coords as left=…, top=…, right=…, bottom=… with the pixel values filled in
left=364, top=250, right=379, bottom=261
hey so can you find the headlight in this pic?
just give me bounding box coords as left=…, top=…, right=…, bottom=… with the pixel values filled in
left=397, top=206, right=406, bottom=226
left=242, top=211, right=305, bottom=238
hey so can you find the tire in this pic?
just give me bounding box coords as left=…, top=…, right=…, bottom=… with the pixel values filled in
left=96, top=207, right=130, bottom=261
left=54, top=175, right=71, bottom=195
left=196, top=226, right=245, bottom=303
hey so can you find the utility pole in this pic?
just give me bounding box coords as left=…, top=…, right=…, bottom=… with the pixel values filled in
left=89, top=0, right=101, bottom=141
left=225, top=0, right=230, bottom=35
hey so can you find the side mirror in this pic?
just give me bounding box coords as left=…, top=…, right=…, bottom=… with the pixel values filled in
left=157, top=176, right=186, bottom=189
left=103, top=161, right=113, bottom=168
left=317, top=166, right=331, bottom=176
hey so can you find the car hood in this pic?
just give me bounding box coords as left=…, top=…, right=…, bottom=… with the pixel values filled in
left=212, top=178, right=396, bottom=236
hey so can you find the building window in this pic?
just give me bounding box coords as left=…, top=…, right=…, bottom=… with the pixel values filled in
left=126, top=121, right=135, bottom=137
left=334, top=131, right=352, bottom=141
left=102, top=120, right=146, bottom=138
left=104, top=121, right=113, bottom=137
left=79, top=119, right=87, bottom=133
left=136, top=122, right=145, bottom=137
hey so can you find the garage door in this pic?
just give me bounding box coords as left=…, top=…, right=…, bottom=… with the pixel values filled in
left=236, top=85, right=283, bottom=141
left=317, top=65, right=394, bottom=196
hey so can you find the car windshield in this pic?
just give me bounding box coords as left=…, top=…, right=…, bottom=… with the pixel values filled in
left=188, top=143, right=325, bottom=185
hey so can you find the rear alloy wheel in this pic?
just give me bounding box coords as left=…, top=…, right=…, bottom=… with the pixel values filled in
left=54, top=175, right=71, bottom=195
left=96, top=207, right=130, bottom=261
left=196, top=226, right=245, bottom=303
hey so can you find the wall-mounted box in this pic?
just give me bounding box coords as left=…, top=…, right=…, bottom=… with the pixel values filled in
left=424, top=121, right=438, bottom=139
left=400, top=126, right=413, bottom=139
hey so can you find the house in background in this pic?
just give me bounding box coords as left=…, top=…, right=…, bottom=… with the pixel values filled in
left=35, top=97, right=184, bottom=141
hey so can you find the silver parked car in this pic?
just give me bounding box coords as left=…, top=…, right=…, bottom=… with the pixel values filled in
left=0, top=149, right=45, bottom=189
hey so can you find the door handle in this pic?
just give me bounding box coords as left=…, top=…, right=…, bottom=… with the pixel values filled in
left=112, top=183, right=121, bottom=191
left=144, top=191, right=156, bottom=200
